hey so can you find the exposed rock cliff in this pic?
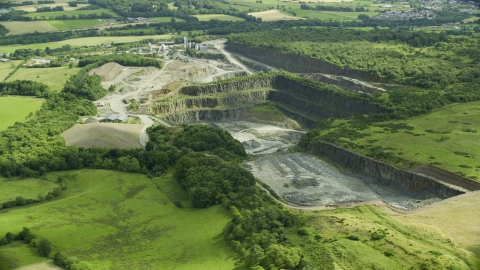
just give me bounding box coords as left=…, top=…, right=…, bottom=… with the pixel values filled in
left=297, top=73, right=387, bottom=95
left=153, top=75, right=386, bottom=126
left=307, top=141, right=465, bottom=198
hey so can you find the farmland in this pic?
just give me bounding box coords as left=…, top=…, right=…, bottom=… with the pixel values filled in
left=0, top=170, right=241, bottom=270
left=193, top=14, right=245, bottom=21
left=25, top=9, right=116, bottom=19
left=0, top=96, right=44, bottom=131
left=12, top=3, right=89, bottom=12
left=0, top=21, right=58, bottom=35
left=150, top=17, right=185, bottom=22
left=47, top=19, right=103, bottom=30
left=0, top=60, right=23, bottom=81
left=0, top=242, right=49, bottom=270
left=6, top=66, right=81, bottom=93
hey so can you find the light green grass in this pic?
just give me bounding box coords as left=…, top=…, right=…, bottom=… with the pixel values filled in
left=0, top=60, right=23, bottom=81
left=0, top=241, right=49, bottom=270
left=6, top=66, right=81, bottom=93
left=0, top=21, right=59, bottom=35
left=0, top=97, right=44, bottom=131
left=319, top=101, right=480, bottom=181
left=0, top=170, right=242, bottom=270
left=193, top=14, right=245, bottom=21
left=47, top=19, right=101, bottom=30
left=0, top=178, right=58, bottom=202
left=25, top=8, right=116, bottom=19
left=0, top=43, right=66, bottom=54
left=306, top=205, right=478, bottom=269
left=56, top=35, right=176, bottom=46
left=150, top=17, right=184, bottom=22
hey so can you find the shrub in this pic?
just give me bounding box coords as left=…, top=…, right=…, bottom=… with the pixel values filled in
left=37, top=238, right=52, bottom=257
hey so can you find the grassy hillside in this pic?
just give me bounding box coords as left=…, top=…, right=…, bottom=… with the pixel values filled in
left=307, top=101, right=480, bottom=181
left=0, top=97, right=44, bottom=131
left=0, top=242, right=49, bottom=270
left=47, top=20, right=102, bottom=30
left=0, top=178, right=58, bottom=202
left=0, top=170, right=241, bottom=270
left=305, top=204, right=478, bottom=269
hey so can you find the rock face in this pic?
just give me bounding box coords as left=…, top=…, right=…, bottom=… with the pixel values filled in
left=226, top=43, right=393, bottom=83
left=307, top=141, right=465, bottom=198
left=152, top=75, right=387, bottom=126
left=298, top=73, right=387, bottom=94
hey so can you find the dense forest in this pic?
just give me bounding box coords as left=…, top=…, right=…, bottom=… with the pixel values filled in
left=228, top=28, right=480, bottom=86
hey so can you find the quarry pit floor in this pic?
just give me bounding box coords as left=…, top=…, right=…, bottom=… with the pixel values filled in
left=214, top=121, right=443, bottom=210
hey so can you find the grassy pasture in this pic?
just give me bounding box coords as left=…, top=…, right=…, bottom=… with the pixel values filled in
left=0, top=43, right=65, bottom=54
left=25, top=8, right=116, bottom=19
left=317, top=101, right=480, bottom=181
left=306, top=204, right=479, bottom=269
left=6, top=66, right=81, bottom=93
left=0, top=178, right=58, bottom=202
left=150, top=16, right=184, bottom=22
left=0, top=21, right=58, bottom=35
left=12, top=3, right=89, bottom=12
left=193, top=14, right=245, bottom=21
left=47, top=19, right=102, bottom=30
left=56, top=35, right=176, bottom=46
left=0, top=170, right=242, bottom=270
left=0, top=97, right=44, bottom=131
left=0, top=60, right=23, bottom=81
left=0, top=242, right=49, bottom=270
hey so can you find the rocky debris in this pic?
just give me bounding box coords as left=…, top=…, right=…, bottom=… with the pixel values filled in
left=242, top=139, right=261, bottom=150
left=88, top=62, right=124, bottom=81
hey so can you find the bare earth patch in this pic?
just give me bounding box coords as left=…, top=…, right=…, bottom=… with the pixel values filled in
left=248, top=10, right=304, bottom=22
left=16, top=263, right=63, bottom=270
left=61, top=123, right=142, bottom=149
left=88, top=62, right=124, bottom=81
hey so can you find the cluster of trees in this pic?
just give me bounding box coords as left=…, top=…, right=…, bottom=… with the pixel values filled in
left=36, top=5, right=64, bottom=12
left=300, top=3, right=368, bottom=12
left=174, top=153, right=255, bottom=207
left=0, top=81, right=49, bottom=97
left=229, top=28, right=480, bottom=88
left=173, top=125, right=247, bottom=161
left=0, top=24, right=8, bottom=35
left=0, top=29, right=98, bottom=45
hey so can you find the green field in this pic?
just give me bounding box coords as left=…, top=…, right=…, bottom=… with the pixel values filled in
left=193, top=14, right=245, bottom=21
left=47, top=19, right=102, bottom=30
left=0, top=178, right=58, bottom=202
left=25, top=8, right=116, bottom=19
left=0, top=97, right=44, bottom=131
left=56, top=35, right=176, bottom=46
left=315, top=101, right=480, bottom=181
left=0, top=60, right=23, bottom=81
left=150, top=17, right=184, bottom=22
left=6, top=66, right=81, bottom=93
left=0, top=170, right=241, bottom=270
left=0, top=21, right=58, bottom=35
left=0, top=241, right=49, bottom=270
left=306, top=204, right=479, bottom=269
left=0, top=43, right=66, bottom=54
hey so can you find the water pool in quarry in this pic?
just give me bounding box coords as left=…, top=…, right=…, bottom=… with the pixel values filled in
left=212, top=121, right=444, bottom=210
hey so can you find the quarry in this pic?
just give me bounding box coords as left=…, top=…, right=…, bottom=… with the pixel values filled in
left=63, top=38, right=480, bottom=211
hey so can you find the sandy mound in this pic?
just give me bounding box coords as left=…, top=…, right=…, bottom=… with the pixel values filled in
left=248, top=10, right=304, bottom=22
left=16, top=263, right=63, bottom=270
left=61, top=123, right=142, bottom=149
left=88, top=62, right=124, bottom=81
